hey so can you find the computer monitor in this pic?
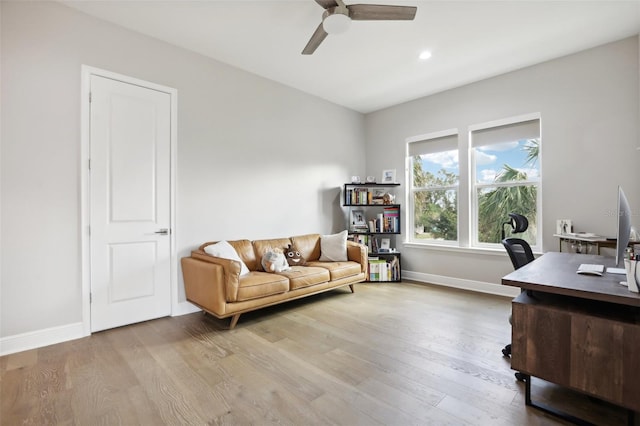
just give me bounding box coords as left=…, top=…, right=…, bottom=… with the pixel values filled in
left=615, top=186, right=632, bottom=267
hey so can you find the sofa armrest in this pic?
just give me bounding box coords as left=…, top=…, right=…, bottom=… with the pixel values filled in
left=189, top=251, right=242, bottom=302
left=181, top=257, right=228, bottom=315
left=346, top=241, right=368, bottom=273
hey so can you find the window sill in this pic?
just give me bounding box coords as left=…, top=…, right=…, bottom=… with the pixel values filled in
left=402, top=241, right=542, bottom=257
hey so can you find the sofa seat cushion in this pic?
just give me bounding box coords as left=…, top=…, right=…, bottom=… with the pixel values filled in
left=276, top=266, right=330, bottom=290
left=236, top=272, right=289, bottom=302
left=307, top=261, right=362, bottom=281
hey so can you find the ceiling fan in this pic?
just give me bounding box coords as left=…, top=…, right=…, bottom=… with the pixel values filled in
left=302, top=0, right=417, bottom=55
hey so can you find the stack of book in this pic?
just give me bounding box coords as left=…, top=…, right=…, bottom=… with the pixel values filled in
left=367, top=255, right=400, bottom=282
left=347, top=188, right=372, bottom=205
left=383, top=207, right=399, bottom=233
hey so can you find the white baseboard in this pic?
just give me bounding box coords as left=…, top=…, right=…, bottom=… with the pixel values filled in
left=402, top=270, right=520, bottom=298
left=0, top=322, right=87, bottom=357
left=1, top=302, right=201, bottom=356
left=172, top=300, right=201, bottom=316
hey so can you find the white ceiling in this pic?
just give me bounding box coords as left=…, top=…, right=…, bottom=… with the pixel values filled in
left=62, top=0, right=640, bottom=113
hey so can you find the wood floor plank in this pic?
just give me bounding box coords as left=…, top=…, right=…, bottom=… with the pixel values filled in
left=1, top=281, right=634, bottom=425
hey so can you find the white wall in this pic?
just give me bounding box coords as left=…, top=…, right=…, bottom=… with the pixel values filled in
left=365, top=36, right=640, bottom=286
left=2, top=1, right=638, bottom=353
left=0, top=2, right=365, bottom=341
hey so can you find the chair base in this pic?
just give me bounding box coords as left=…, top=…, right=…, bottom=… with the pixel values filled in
left=502, top=343, right=511, bottom=357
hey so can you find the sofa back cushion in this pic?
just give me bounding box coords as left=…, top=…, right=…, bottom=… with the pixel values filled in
left=252, top=238, right=293, bottom=271
left=291, top=234, right=321, bottom=262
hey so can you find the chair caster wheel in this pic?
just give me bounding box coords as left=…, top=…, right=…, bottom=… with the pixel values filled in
left=502, top=344, right=511, bottom=357
left=515, top=372, right=527, bottom=382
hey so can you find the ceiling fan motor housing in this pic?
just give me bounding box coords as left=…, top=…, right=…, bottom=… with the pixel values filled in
left=322, top=6, right=351, bottom=34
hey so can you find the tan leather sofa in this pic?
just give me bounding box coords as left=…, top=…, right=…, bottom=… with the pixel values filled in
left=181, top=233, right=367, bottom=328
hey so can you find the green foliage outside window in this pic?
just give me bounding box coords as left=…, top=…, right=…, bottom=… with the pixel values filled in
left=412, top=160, right=458, bottom=241
left=412, top=139, right=539, bottom=244
left=478, top=139, right=539, bottom=244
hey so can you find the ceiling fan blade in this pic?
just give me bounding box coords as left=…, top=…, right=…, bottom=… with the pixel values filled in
left=302, top=23, right=328, bottom=55
left=348, top=4, right=417, bottom=20
left=314, top=0, right=338, bottom=9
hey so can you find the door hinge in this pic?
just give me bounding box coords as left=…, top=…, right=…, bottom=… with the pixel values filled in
left=88, top=158, right=91, bottom=170
left=90, top=293, right=92, bottom=303
left=89, top=92, right=92, bottom=103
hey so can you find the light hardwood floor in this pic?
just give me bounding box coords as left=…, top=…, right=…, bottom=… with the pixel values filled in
left=1, top=282, right=632, bottom=425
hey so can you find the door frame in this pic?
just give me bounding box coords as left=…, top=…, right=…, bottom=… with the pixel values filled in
left=80, top=65, right=178, bottom=336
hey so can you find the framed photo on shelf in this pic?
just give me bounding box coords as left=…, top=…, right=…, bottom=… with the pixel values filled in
left=380, top=238, right=391, bottom=250
left=350, top=210, right=367, bottom=229
left=556, top=219, right=572, bottom=234
left=382, top=169, right=396, bottom=183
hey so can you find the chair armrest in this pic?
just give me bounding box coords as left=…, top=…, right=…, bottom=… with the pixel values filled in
left=346, top=241, right=368, bottom=273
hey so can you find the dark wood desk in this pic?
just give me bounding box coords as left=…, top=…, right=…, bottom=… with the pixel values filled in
left=502, top=252, right=640, bottom=425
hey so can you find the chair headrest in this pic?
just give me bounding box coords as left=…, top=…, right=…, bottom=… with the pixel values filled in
left=508, top=213, right=529, bottom=233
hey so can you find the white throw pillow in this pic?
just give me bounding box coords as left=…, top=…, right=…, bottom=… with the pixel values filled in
left=204, top=240, right=250, bottom=276
left=319, top=230, right=348, bottom=262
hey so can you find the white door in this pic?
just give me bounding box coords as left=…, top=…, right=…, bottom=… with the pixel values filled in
left=90, top=75, right=172, bottom=332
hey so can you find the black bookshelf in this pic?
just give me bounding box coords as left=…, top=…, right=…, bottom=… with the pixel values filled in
left=343, top=182, right=402, bottom=282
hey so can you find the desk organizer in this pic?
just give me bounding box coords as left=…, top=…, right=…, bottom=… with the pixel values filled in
left=623, top=259, right=640, bottom=293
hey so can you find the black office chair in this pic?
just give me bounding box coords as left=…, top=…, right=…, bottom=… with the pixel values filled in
left=501, top=213, right=535, bottom=374
left=501, top=213, right=534, bottom=271
left=502, top=238, right=534, bottom=271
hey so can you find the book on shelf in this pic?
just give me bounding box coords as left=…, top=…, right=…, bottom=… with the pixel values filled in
left=371, top=237, right=379, bottom=253
left=388, top=255, right=399, bottom=280
left=349, top=234, right=368, bottom=251
left=346, top=186, right=396, bottom=206
left=376, top=213, right=384, bottom=232
left=371, top=189, right=385, bottom=205
left=367, top=258, right=376, bottom=281
left=367, top=255, right=400, bottom=282
left=383, top=206, right=399, bottom=233
left=347, top=187, right=373, bottom=205
left=367, top=258, right=386, bottom=281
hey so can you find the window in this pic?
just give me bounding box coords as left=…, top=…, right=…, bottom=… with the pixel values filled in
left=471, top=118, right=540, bottom=248
left=407, top=131, right=459, bottom=243
left=406, top=114, right=541, bottom=250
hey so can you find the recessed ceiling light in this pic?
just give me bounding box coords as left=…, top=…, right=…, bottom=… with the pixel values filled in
left=419, top=50, right=432, bottom=61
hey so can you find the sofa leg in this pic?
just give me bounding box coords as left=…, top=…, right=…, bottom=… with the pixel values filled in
left=229, top=314, right=241, bottom=329
left=349, top=284, right=355, bottom=293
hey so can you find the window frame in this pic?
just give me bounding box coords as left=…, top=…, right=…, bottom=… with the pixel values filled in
left=406, top=129, right=460, bottom=246
left=469, top=114, right=542, bottom=251
left=405, top=113, right=542, bottom=251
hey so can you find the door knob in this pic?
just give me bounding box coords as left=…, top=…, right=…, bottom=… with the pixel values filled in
left=154, top=228, right=169, bottom=235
